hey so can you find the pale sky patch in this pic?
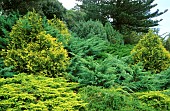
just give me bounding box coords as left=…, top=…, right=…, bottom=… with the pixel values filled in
left=58, top=0, right=80, bottom=9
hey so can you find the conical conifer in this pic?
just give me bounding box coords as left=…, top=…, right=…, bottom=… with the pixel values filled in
left=131, top=30, right=170, bottom=73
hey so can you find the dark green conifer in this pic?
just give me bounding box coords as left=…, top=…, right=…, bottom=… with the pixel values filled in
left=76, top=0, right=167, bottom=33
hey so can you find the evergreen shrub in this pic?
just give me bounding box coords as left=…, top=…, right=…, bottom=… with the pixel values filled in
left=67, top=36, right=133, bottom=59
left=135, top=90, right=170, bottom=111
left=127, top=66, right=170, bottom=92
left=124, top=62, right=156, bottom=92
left=0, top=11, right=20, bottom=50
left=2, top=12, right=70, bottom=77
left=80, top=86, right=155, bottom=111
left=105, top=22, right=124, bottom=44
left=67, top=36, right=153, bottom=91
left=106, top=44, right=134, bottom=58
left=131, top=30, right=170, bottom=73
left=67, top=36, right=109, bottom=58
left=68, top=54, right=143, bottom=88
left=0, top=58, right=15, bottom=78
left=71, top=20, right=124, bottom=44
left=0, top=74, right=87, bottom=111
left=44, top=16, right=71, bottom=46
left=153, top=67, right=170, bottom=90
left=8, top=11, right=44, bottom=49
left=71, top=20, right=107, bottom=39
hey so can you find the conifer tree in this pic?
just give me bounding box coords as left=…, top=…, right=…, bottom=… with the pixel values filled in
left=131, top=30, right=170, bottom=73
left=76, top=0, right=167, bottom=33
left=1, top=12, right=70, bottom=77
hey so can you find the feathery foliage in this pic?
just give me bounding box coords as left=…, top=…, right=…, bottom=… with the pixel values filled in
left=67, top=36, right=109, bottom=58
left=152, top=67, right=170, bottom=90
left=0, top=11, right=20, bottom=50
left=0, top=58, right=15, bottom=78
left=105, top=22, right=124, bottom=44
left=0, top=74, right=87, bottom=110
left=106, top=44, right=134, bottom=58
left=135, top=90, right=170, bottom=111
left=80, top=86, right=170, bottom=111
left=71, top=20, right=107, bottom=39
left=67, top=36, right=152, bottom=91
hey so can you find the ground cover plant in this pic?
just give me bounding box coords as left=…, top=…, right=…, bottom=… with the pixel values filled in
left=80, top=86, right=170, bottom=111
left=0, top=74, right=87, bottom=111
left=0, top=58, right=15, bottom=78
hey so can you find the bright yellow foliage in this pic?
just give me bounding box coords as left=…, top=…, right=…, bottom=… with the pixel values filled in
left=1, top=12, right=70, bottom=77
left=135, top=90, right=170, bottom=110
left=0, top=74, right=87, bottom=110
left=131, top=30, right=170, bottom=73
left=48, top=17, right=71, bottom=45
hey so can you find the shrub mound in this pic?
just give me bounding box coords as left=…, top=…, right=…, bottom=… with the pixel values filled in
left=2, top=12, right=70, bottom=77
left=131, top=30, right=170, bottom=73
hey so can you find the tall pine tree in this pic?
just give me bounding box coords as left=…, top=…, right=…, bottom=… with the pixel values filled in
left=76, top=0, right=167, bottom=33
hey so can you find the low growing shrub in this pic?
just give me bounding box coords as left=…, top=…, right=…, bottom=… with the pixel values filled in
left=80, top=86, right=155, bottom=111
left=67, top=36, right=154, bottom=91
left=0, top=58, right=15, bottom=78
left=67, top=36, right=109, bottom=58
left=152, top=67, right=170, bottom=90
left=0, top=74, right=87, bottom=111
left=135, top=90, right=170, bottom=111
left=68, top=54, right=145, bottom=88
left=105, top=44, right=134, bottom=58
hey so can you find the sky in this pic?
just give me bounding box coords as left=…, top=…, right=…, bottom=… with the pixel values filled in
left=58, top=0, right=170, bottom=35
left=153, top=0, right=170, bottom=35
